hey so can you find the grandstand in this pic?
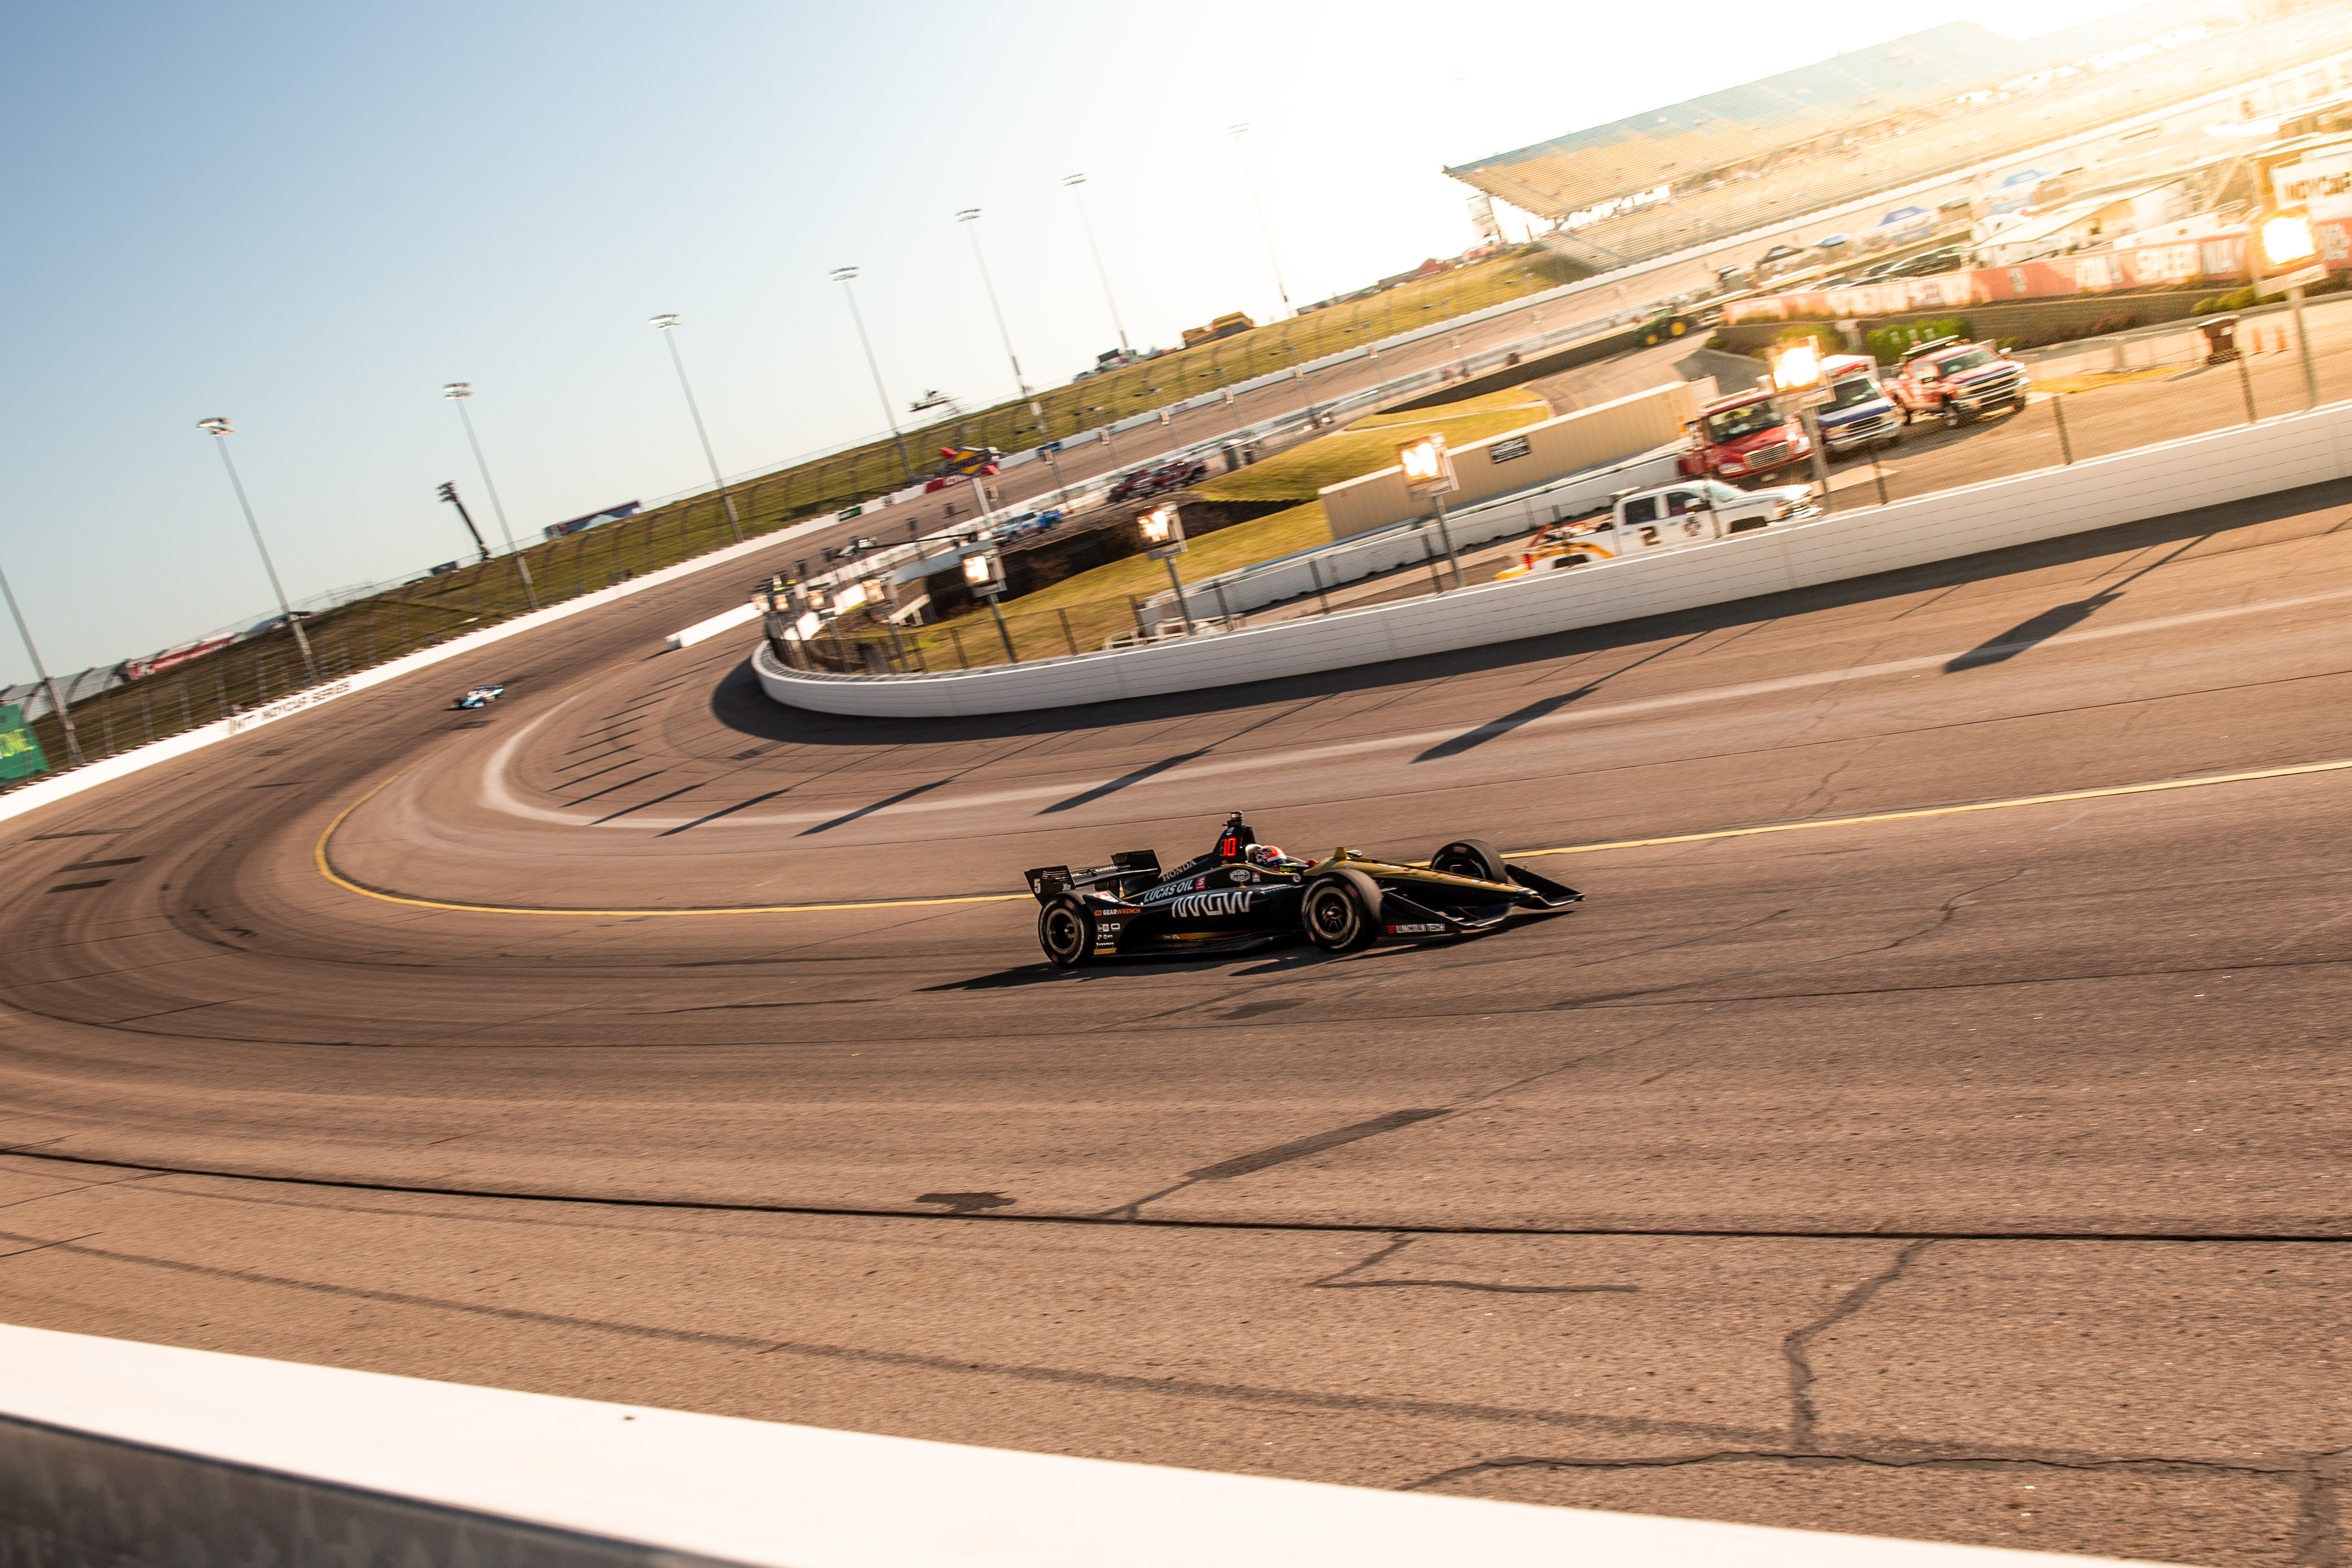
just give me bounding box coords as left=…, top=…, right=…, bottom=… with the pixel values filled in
left=1448, top=0, right=2352, bottom=272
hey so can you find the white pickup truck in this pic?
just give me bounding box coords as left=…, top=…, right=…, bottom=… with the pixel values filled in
left=1497, top=478, right=1822, bottom=578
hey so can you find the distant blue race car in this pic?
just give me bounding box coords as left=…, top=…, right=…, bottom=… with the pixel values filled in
left=451, top=684, right=505, bottom=710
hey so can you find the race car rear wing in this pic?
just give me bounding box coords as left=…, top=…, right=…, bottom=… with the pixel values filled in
left=1025, top=849, right=1160, bottom=902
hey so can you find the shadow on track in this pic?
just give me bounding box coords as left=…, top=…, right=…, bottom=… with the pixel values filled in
left=1945, top=593, right=2123, bottom=672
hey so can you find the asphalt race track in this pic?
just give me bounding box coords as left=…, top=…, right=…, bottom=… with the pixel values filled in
left=6, top=469, right=2352, bottom=1566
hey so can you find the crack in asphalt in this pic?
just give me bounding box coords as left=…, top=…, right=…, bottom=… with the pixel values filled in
left=1543, top=867, right=2030, bottom=1014
left=1784, top=1239, right=1936, bottom=1450
left=1306, top=1236, right=1640, bottom=1295
left=4, top=1219, right=2337, bottom=1556
left=6, top=1138, right=2339, bottom=1241
left=1095, top=1110, right=1457, bottom=1222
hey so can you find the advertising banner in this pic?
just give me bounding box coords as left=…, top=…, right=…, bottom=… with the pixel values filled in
left=0, top=703, right=49, bottom=781
left=2271, top=142, right=2352, bottom=223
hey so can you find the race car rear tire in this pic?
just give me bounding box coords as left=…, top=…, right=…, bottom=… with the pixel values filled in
left=1038, top=895, right=1100, bottom=968
left=1429, top=837, right=1508, bottom=884
left=1302, top=870, right=1380, bottom=953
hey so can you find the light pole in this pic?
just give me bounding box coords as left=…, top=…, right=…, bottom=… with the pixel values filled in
left=955, top=209, right=1034, bottom=409
left=830, top=269, right=916, bottom=485
left=442, top=383, right=539, bottom=607
left=1228, top=124, right=1292, bottom=318
left=436, top=481, right=491, bottom=563
left=197, top=417, right=319, bottom=683
left=1063, top=173, right=1132, bottom=356
left=0, top=561, right=84, bottom=765
left=2253, top=194, right=2324, bottom=409
left=1089, top=407, right=1119, bottom=463
left=648, top=315, right=743, bottom=543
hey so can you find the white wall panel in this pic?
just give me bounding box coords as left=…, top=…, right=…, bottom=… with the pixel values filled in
left=759, top=403, right=2352, bottom=719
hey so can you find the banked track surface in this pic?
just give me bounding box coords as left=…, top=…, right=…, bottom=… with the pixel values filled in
left=5, top=478, right=2352, bottom=1566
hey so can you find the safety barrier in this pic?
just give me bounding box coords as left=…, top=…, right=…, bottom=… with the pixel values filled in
left=3, top=1323, right=2163, bottom=1567
left=1139, top=445, right=1687, bottom=624
left=0, top=512, right=846, bottom=828
left=756, top=393, right=2350, bottom=719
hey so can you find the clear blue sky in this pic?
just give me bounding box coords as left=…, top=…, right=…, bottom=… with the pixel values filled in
left=1, top=0, right=2135, bottom=682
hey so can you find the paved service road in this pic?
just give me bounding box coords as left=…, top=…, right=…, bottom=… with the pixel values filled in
left=5, top=466, right=2352, bottom=1565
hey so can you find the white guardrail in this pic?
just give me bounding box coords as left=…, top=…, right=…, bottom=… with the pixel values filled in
left=691, top=310, right=1652, bottom=653
left=757, top=393, right=2352, bottom=719
left=1138, top=444, right=1689, bottom=625
left=4, top=1323, right=2166, bottom=1567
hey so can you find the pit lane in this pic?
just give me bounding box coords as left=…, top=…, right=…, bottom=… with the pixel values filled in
left=4, top=470, right=2350, bottom=1564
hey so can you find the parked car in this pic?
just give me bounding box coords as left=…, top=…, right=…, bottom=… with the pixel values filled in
left=1886, top=338, right=2031, bottom=428
left=1107, top=461, right=1208, bottom=503
left=1497, top=479, right=1820, bottom=579
left=1891, top=246, right=1971, bottom=278
left=1812, top=356, right=1905, bottom=456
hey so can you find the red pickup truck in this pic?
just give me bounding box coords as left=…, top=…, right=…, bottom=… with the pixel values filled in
left=1886, top=337, right=2031, bottom=428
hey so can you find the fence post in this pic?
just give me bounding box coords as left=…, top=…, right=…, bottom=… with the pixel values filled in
left=1057, top=608, right=1079, bottom=657
left=948, top=622, right=970, bottom=670
left=985, top=595, right=1019, bottom=664
left=1309, top=556, right=1332, bottom=617
left=1867, top=441, right=1891, bottom=505
left=2236, top=345, right=2258, bottom=425
left=2053, top=394, right=2074, bottom=465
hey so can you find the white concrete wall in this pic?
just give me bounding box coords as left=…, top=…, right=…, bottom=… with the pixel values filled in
left=4, top=1323, right=2162, bottom=1568
left=1321, top=382, right=1699, bottom=541
left=758, top=400, right=2351, bottom=719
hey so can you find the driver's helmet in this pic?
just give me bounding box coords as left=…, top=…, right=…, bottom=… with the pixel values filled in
left=1246, top=843, right=1289, bottom=867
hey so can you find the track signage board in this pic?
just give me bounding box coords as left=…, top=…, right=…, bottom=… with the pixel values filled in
left=0, top=703, right=47, bottom=781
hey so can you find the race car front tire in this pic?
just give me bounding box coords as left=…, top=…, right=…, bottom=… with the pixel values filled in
left=1429, top=837, right=1508, bottom=884
left=1302, top=870, right=1381, bottom=953
left=1038, top=894, right=1100, bottom=968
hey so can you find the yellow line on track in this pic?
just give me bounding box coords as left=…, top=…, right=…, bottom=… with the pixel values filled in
left=314, top=751, right=2352, bottom=919
left=1508, top=756, right=2352, bottom=860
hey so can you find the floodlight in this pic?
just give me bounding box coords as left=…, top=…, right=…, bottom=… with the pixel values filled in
left=1396, top=433, right=1456, bottom=497
left=649, top=313, right=680, bottom=330
left=442, top=382, right=472, bottom=399
left=2262, top=211, right=2318, bottom=269
left=1139, top=507, right=1176, bottom=545
left=197, top=416, right=233, bottom=436
left=1769, top=340, right=1823, bottom=393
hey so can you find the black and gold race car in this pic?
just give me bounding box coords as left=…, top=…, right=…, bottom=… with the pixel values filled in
left=1025, top=813, right=1581, bottom=967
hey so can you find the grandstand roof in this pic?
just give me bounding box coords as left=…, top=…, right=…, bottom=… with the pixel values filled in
left=1446, top=2, right=2230, bottom=221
